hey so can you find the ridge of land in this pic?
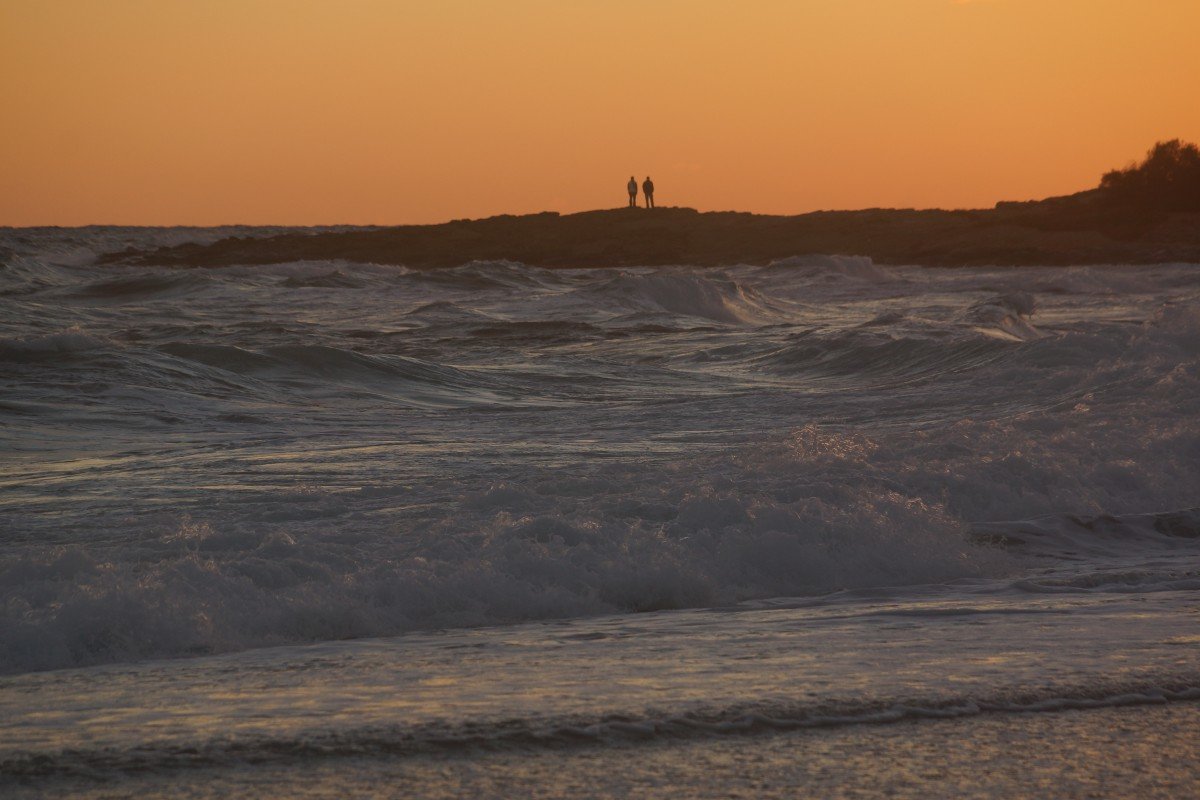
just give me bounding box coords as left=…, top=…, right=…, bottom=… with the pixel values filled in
left=101, top=191, right=1200, bottom=269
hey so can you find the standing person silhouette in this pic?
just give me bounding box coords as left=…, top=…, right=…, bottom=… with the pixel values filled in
left=642, top=176, right=655, bottom=208
left=627, top=176, right=638, bottom=208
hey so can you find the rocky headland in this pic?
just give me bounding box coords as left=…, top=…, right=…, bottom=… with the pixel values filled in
left=102, top=141, right=1200, bottom=269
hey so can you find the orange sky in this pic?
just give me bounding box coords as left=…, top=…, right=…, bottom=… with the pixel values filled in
left=2, top=0, right=1198, bottom=226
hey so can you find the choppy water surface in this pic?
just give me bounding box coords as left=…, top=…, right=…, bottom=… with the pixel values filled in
left=1, top=228, right=1198, bottom=793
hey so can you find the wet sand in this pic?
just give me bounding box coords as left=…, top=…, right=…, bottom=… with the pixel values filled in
left=22, top=701, right=1198, bottom=799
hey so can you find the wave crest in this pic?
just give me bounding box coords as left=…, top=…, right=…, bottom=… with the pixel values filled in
left=596, top=271, right=787, bottom=324
left=0, top=327, right=110, bottom=362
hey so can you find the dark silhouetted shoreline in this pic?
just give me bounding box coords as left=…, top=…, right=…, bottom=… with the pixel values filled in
left=99, top=201, right=1200, bottom=269
left=100, top=142, right=1200, bottom=269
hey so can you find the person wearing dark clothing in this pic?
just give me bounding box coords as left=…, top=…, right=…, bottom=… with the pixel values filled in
left=627, top=176, right=638, bottom=208
left=642, top=177, right=655, bottom=208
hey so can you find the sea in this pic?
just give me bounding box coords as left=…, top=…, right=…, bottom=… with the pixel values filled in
left=1, top=227, right=1198, bottom=797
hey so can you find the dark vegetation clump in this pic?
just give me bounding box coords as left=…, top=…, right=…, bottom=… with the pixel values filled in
left=1099, top=139, right=1200, bottom=212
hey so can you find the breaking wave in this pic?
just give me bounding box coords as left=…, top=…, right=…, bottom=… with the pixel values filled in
left=966, top=292, right=1044, bottom=340
left=591, top=271, right=790, bottom=324
left=0, top=428, right=1016, bottom=673
left=4, top=409, right=1199, bottom=674
left=0, top=326, right=110, bottom=362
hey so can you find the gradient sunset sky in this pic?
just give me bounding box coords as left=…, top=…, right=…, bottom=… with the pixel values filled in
left=3, top=0, right=1198, bottom=226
